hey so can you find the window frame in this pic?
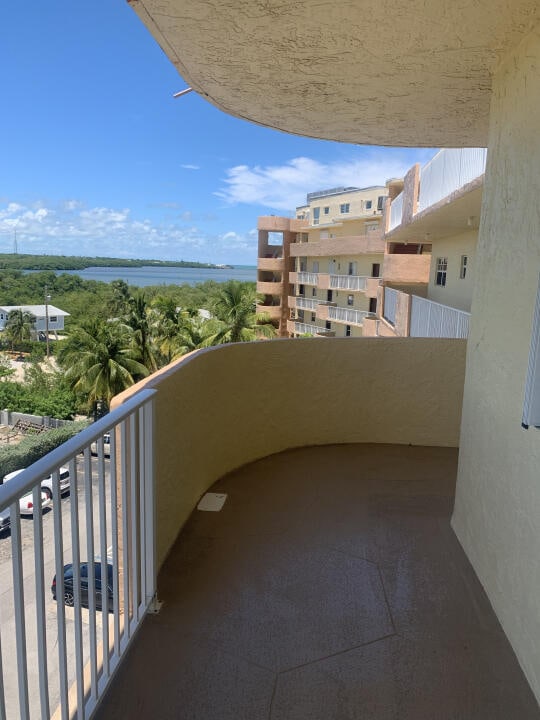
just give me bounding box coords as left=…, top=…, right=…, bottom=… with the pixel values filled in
left=436, top=257, right=448, bottom=287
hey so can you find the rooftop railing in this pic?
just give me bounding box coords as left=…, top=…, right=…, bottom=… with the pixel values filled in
left=418, top=148, right=487, bottom=212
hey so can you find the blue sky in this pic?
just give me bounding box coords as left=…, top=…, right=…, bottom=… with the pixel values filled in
left=0, top=2, right=436, bottom=266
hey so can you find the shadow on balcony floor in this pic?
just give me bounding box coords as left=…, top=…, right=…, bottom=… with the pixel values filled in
left=95, top=444, right=540, bottom=719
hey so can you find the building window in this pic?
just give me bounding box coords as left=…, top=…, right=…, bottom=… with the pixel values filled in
left=377, top=195, right=385, bottom=211
left=460, top=255, right=468, bottom=279
left=299, top=285, right=305, bottom=296
left=345, top=325, right=352, bottom=337
left=312, top=287, right=317, bottom=297
left=323, top=206, right=329, bottom=215
left=436, top=257, right=448, bottom=287
left=365, top=200, right=372, bottom=209
left=340, top=203, right=350, bottom=214
left=347, top=294, right=354, bottom=306
left=49, top=316, right=58, bottom=323
left=369, top=297, right=377, bottom=313
left=325, top=321, right=332, bottom=330
left=313, top=207, right=320, bottom=225
left=311, top=312, right=316, bottom=322
left=313, top=261, right=319, bottom=273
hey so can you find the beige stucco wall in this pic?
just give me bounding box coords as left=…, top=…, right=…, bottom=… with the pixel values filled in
left=452, top=25, right=540, bottom=703
left=428, top=230, right=478, bottom=312
left=382, top=254, right=431, bottom=284
left=113, top=338, right=466, bottom=569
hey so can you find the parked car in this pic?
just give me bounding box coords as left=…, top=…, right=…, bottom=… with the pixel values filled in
left=0, top=485, right=52, bottom=517
left=0, top=506, right=10, bottom=534
left=3, top=466, right=70, bottom=501
left=51, top=562, right=114, bottom=612
left=90, top=433, right=111, bottom=457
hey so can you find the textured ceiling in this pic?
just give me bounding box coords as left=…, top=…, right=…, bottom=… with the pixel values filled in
left=130, top=0, right=540, bottom=147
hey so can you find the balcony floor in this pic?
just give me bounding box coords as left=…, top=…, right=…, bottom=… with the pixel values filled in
left=95, top=444, right=540, bottom=719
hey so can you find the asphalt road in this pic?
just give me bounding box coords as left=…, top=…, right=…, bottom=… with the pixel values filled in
left=0, top=455, right=112, bottom=719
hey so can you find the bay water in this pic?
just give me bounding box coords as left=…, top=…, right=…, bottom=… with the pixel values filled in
left=47, top=265, right=257, bottom=287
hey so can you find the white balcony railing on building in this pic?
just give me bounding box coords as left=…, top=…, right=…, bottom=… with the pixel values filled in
left=418, top=148, right=487, bottom=212
left=0, top=389, right=156, bottom=720
left=296, top=271, right=319, bottom=286
left=328, top=306, right=368, bottom=325
left=388, top=192, right=404, bottom=231
left=383, top=287, right=399, bottom=325
left=293, top=322, right=320, bottom=336
left=410, top=295, right=470, bottom=338
left=294, top=297, right=320, bottom=311
left=329, top=275, right=367, bottom=291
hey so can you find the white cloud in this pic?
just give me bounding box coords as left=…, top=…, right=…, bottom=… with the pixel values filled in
left=181, top=164, right=200, bottom=170
left=0, top=199, right=213, bottom=261
left=216, top=151, right=436, bottom=211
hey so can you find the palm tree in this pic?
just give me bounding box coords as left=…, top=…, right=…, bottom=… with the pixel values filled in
left=5, top=309, right=36, bottom=351
left=58, top=318, right=149, bottom=412
left=207, top=280, right=276, bottom=344
left=126, top=291, right=158, bottom=372
left=172, top=315, right=215, bottom=358
left=151, top=296, right=183, bottom=364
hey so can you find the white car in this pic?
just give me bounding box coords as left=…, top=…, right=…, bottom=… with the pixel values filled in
left=90, top=434, right=111, bottom=458
left=2, top=466, right=70, bottom=512
left=0, top=483, right=52, bottom=517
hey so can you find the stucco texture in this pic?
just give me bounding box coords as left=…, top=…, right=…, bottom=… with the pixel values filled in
left=131, top=0, right=540, bottom=147
left=452, top=25, right=540, bottom=703
left=114, top=338, right=466, bottom=568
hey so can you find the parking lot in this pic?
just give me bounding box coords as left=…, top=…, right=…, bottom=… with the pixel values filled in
left=0, top=454, right=112, bottom=719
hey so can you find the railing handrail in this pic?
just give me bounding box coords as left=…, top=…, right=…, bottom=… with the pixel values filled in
left=411, top=294, right=471, bottom=317
left=0, top=388, right=157, bottom=513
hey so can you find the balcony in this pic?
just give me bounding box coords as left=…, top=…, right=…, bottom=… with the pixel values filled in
left=329, top=274, right=368, bottom=291
left=258, top=257, right=284, bottom=271
left=256, top=280, right=283, bottom=295
left=258, top=216, right=306, bottom=232
left=382, top=254, right=431, bottom=285
left=256, top=303, right=281, bottom=319
left=286, top=320, right=334, bottom=336
left=288, top=296, right=319, bottom=311
left=418, top=148, right=487, bottom=212
left=289, top=271, right=319, bottom=287
left=1, top=339, right=538, bottom=719
left=327, top=305, right=368, bottom=326
left=289, top=232, right=384, bottom=257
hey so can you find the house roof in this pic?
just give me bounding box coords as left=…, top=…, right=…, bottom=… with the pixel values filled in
left=0, top=305, right=70, bottom=317
left=129, top=0, right=540, bottom=147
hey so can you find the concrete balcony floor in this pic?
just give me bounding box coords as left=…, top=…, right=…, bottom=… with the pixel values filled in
left=95, top=444, right=539, bottom=719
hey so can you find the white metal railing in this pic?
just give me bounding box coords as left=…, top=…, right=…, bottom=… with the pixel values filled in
left=418, top=148, right=487, bottom=212
left=296, top=272, right=319, bottom=286
left=293, top=322, right=320, bottom=336
left=0, top=388, right=156, bottom=720
left=294, top=297, right=319, bottom=310
left=388, top=192, right=404, bottom=231
left=410, top=295, right=470, bottom=338
left=329, top=275, right=367, bottom=291
left=328, top=306, right=368, bottom=325
left=383, top=287, right=398, bottom=325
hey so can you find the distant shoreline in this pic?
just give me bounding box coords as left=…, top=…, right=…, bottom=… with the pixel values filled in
left=0, top=253, right=235, bottom=272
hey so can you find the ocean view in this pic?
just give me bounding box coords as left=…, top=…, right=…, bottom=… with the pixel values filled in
left=39, top=265, right=257, bottom=287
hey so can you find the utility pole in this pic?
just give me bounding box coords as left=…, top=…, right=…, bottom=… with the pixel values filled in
left=44, top=287, right=51, bottom=359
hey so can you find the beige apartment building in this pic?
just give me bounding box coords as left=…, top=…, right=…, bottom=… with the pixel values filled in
left=257, top=186, right=388, bottom=337
left=363, top=148, right=487, bottom=339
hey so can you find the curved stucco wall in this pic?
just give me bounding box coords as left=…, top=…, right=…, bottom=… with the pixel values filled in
left=113, top=338, right=466, bottom=567
left=452, top=25, right=540, bottom=703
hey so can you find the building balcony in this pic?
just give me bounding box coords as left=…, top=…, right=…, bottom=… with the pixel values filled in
left=289, top=271, right=319, bottom=287
left=382, top=254, right=431, bottom=285
left=286, top=320, right=335, bottom=337
left=1, top=339, right=538, bottom=719
left=258, top=257, right=284, bottom=271
left=289, top=232, right=384, bottom=257
left=326, top=305, right=369, bottom=326
left=288, top=296, right=319, bottom=311
left=382, top=288, right=471, bottom=339
left=365, top=276, right=381, bottom=298
left=256, top=304, right=281, bottom=320
left=256, top=280, right=283, bottom=295
left=258, top=216, right=306, bottom=232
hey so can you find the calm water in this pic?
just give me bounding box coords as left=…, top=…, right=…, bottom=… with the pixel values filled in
left=50, top=265, right=257, bottom=287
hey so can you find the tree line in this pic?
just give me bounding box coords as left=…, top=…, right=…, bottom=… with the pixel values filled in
left=0, top=274, right=276, bottom=419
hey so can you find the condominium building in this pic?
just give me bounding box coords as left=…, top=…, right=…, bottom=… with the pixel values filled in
left=364, top=148, right=487, bottom=339
left=257, top=186, right=388, bottom=338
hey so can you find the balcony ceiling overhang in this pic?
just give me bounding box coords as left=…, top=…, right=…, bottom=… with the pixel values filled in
left=130, top=0, right=540, bottom=147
